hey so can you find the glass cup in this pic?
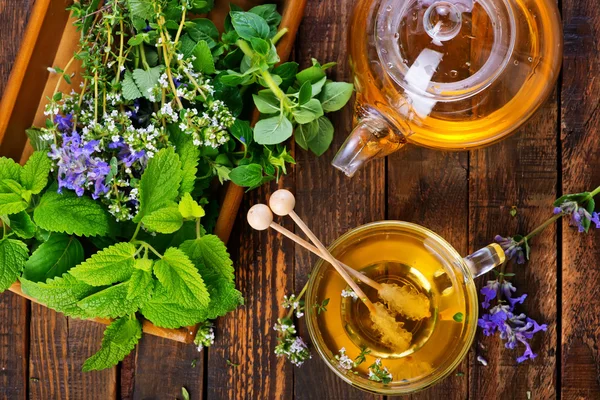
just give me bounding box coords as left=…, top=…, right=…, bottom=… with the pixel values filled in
left=305, top=221, right=505, bottom=395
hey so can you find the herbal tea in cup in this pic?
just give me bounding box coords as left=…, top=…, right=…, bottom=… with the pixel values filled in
left=305, top=221, right=504, bottom=394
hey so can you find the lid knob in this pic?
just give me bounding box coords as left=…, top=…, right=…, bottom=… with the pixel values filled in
left=423, top=1, right=462, bottom=44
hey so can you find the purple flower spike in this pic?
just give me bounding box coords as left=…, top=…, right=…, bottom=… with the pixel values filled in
left=591, top=212, right=600, bottom=229
left=501, top=281, right=527, bottom=308
left=54, top=113, right=73, bottom=132
left=555, top=200, right=594, bottom=232
left=481, top=281, right=498, bottom=309
left=494, top=235, right=526, bottom=264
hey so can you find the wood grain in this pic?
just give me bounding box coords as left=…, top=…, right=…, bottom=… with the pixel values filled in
left=28, top=304, right=117, bottom=400
left=0, top=1, right=34, bottom=399
left=206, top=185, right=294, bottom=399
left=561, top=0, right=600, bottom=398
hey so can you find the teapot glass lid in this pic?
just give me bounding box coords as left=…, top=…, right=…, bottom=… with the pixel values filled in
left=376, top=0, right=516, bottom=102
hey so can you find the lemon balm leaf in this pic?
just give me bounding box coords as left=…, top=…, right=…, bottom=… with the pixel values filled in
left=0, top=239, right=29, bottom=293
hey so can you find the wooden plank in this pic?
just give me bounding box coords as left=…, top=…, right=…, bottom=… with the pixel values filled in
left=291, top=0, right=385, bottom=397
left=388, top=148, right=470, bottom=400
left=560, top=1, right=600, bottom=398
left=206, top=185, right=294, bottom=399
left=28, top=304, right=117, bottom=399
left=132, top=336, right=204, bottom=400
left=468, top=92, right=558, bottom=398
left=0, top=1, right=34, bottom=399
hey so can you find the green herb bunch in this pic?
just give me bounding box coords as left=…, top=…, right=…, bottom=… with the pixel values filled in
left=1, top=0, right=353, bottom=371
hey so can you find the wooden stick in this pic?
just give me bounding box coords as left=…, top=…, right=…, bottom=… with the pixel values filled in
left=268, top=222, right=382, bottom=291
left=286, top=210, right=377, bottom=314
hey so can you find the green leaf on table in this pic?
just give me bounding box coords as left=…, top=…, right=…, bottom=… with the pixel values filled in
left=252, top=93, right=280, bottom=114
left=292, top=99, right=324, bottom=124
left=0, top=239, right=28, bottom=293
left=192, top=41, right=216, bottom=74
left=307, top=116, right=335, bottom=156
left=20, top=274, right=97, bottom=318
left=7, top=211, right=36, bottom=239
left=153, top=247, right=209, bottom=309
left=294, top=120, right=319, bottom=150
left=186, top=18, right=219, bottom=45
left=254, top=115, right=293, bottom=145
left=69, top=242, right=137, bottom=286
left=141, top=281, right=207, bottom=328
left=127, top=0, right=155, bottom=20
left=180, top=235, right=243, bottom=320
left=230, top=11, right=270, bottom=40
left=133, top=66, right=162, bottom=100
left=20, top=151, right=52, bottom=194
left=23, top=234, right=84, bottom=283
left=298, top=81, right=312, bottom=105
left=134, top=148, right=182, bottom=223
left=229, top=164, right=263, bottom=187
left=122, top=71, right=143, bottom=100
left=34, top=189, right=115, bottom=237
left=0, top=193, right=27, bottom=216
left=0, top=157, right=22, bottom=182
left=178, top=193, right=205, bottom=220
left=320, top=82, right=354, bottom=112
left=82, top=316, right=142, bottom=372
left=77, top=278, right=152, bottom=319
left=142, top=204, right=183, bottom=234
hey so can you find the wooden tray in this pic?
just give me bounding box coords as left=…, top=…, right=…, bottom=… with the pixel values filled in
left=0, top=0, right=306, bottom=343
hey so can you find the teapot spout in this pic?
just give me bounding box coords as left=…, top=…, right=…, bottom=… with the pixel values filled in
left=332, top=106, right=406, bottom=177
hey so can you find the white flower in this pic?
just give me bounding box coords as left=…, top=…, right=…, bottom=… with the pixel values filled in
left=341, top=289, right=358, bottom=300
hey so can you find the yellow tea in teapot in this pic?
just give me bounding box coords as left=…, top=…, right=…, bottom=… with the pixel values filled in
left=311, top=227, right=474, bottom=383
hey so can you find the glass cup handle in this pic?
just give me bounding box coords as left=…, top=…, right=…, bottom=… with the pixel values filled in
left=464, top=243, right=506, bottom=278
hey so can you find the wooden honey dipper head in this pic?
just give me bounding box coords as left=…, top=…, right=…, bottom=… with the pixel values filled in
left=247, top=204, right=273, bottom=231
left=269, top=189, right=296, bottom=216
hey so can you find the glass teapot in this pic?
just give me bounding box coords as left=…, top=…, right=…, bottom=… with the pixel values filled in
left=332, top=0, right=563, bottom=176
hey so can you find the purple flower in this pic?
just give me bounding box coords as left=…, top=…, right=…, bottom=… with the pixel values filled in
left=48, top=131, right=111, bottom=199
left=478, top=279, right=547, bottom=364
left=591, top=212, right=600, bottom=229
left=108, top=138, right=146, bottom=167
left=494, top=235, right=526, bottom=264
left=143, top=23, right=153, bottom=32
left=555, top=200, right=595, bottom=232
left=54, top=113, right=73, bottom=132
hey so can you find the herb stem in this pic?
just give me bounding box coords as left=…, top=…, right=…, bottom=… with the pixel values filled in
left=94, top=71, right=99, bottom=123
left=174, top=6, right=187, bottom=45
left=260, top=69, right=289, bottom=107
left=520, top=212, right=564, bottom=244
left=271, top=28, right=288, bottom=45
left=139, top=44, right=150, bottom=70
left=52, top=55, right=76, bottom=98
left=115, top=19, right=125, bottom=83
left=589, top=185, right=600, bottom=198
left=196, top=218, right=201, bottom=239
left=130, top=221, right=142, bottom=242
left=286, top=281, right=309, bottom=319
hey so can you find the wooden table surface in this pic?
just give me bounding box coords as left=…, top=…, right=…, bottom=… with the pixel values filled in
left=1, top=0, right=599, bottom=399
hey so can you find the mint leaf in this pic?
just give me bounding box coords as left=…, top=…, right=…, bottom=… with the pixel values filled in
left=34, top=190, right=114, bottom=237
left=133, top=66, right=162, bottom=100
left=292, top=99, right=324, bottom=124
left=77, top=279, right=152, bottom=318
left=0, top=158, right=21, bottom=182
left=170, top=125, right=200, bottom=196
left=20, top=151, right=52, bottom=194
left=142, top=204, right=183, bottom=234
left=230, top=11, right=270, bottom=40
left=153, top=247, right=209, bottom=309
left=252, top=93, right=279, bottom=114
left=20, top=274, right=97, bottom=318
left=122, top=71, right=143, bottom=100
left=295, top=120, right=319, bottom=150
left=0, top=239, right=28, bottom=292
left=178, top=193, right=205, bottom=220
left=141, top=282, right=206, bottom=328
left=308, top=116, right=335, bottom=156
left=70, top=242, right=137, bottom=286
left=134, top=148, right=182, bottom=223
left=192, top=41, right=216, bottom=74
left=254, top=115, right=293, bottom=145
left=0, top=193, right=28, bottom=215
left=320, top=82, right=354, bottom=112
left=180, top=235, right=243, bottom=320
left=229, top=164, right=263, bottom=187
left=23, top=234, right=84, bottom=283
left=82, top=316, right=142, bottom=372
left=8, top=211, right=36, bottom=239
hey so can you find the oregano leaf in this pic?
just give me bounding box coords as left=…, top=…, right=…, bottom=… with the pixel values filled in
left=254, top=115, right=293, bottom=145
left=319, top=82, right=354, bottom=112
